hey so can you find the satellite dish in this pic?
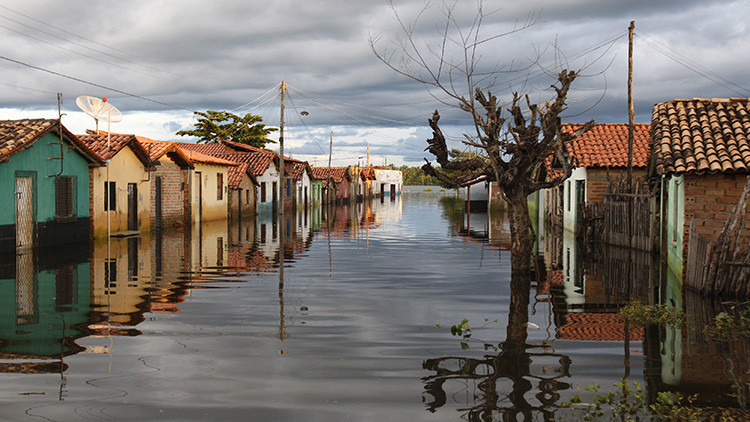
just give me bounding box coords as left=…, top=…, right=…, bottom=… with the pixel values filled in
left=76, top=96, right=122, bottom=130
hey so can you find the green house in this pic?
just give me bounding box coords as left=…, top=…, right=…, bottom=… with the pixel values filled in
left=0, top=119, right=101, bottom=254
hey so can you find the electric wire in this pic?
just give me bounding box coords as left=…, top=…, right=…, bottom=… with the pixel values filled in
left=636, top=29, right=750, bottom=97
left=0, top=80, right=56, bottom=95
left=285, top=92, right=329, bottom=155
left=0, top=54, right=197, bottom=112
left=232, top=83, right=282, bottom=112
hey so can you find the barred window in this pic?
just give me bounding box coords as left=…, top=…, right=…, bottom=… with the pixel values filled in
left=55, top=176, right=75, bottom=219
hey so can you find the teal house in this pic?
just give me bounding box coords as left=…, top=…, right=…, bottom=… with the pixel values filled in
left=0, top=119, right=101, bottom=254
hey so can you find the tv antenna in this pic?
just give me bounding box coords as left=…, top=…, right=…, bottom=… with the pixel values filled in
left=76, top=96, right=122, bottom=133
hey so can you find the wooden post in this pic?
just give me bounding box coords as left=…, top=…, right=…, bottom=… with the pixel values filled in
left=627, top=21, right=635, bottom=189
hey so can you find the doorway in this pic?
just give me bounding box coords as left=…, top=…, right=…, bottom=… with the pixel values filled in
left=15, top=176, right=33, bottom=251
left=127, top=183, right=138, bottom=231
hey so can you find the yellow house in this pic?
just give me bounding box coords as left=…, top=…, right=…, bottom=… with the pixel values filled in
left=78, top=133, right=152, bottom=239
left=180, top=148, right=235, bottom=223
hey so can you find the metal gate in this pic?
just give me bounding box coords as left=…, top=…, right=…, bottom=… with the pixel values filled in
left=15, top=176, right=33, bottom=250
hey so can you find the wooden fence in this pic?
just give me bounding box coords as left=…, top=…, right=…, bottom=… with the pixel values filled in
left=685, top=178, right=750, bottom=297
left=583, top=180, right=653, bottom=251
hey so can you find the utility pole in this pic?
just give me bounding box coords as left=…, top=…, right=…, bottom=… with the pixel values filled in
left=627, top=21, right=635, bottom=189
left=327, top=131, right=333, bottom=202
left=279, top=81, right=286, bottom=216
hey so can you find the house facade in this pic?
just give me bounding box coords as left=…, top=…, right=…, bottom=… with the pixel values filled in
left=78, top=133, right=152, bottom=238
left=651, top=98, right=750, bottom=279
left=373, top=167, right=403, bottom=198
left=181, top=149, right=235, bottom=223
left=544, top=123, right=652, bottom=234
left=138, top=139, right=194, bottom=230
left=0, top=119, right=101, bottom=253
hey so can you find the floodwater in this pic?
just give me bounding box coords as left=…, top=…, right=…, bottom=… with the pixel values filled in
left=0, top=186, right=743, bottom=420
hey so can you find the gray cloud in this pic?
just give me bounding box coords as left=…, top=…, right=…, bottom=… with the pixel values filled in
left=1, top=0, right=749, bottom=166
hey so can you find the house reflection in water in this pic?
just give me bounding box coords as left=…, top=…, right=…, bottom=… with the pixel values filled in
left=0, top=244, right=95, bottom=373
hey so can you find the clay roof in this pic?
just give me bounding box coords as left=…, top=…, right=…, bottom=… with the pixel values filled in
left=180, top=148, right=237, bottom=166
left=285, top=159, right=310, bottom=181
left=77, top=133, right=151, bottom=165
left=652, top=98, right=750, bottom=175
left=361, top=167, right=376, bottom=180
left=137, top=138, right=194, bottom=169
left=177, top=142, right=233, bottom=155
left=0, top=119, right=101, bottom=164
left=212, top=153, right=260, bottom=188
left=562, top=123, right=652, bottom=168
left=557, top=312, right=644, bottom=342
left=313, top=166, right=348, bottom=183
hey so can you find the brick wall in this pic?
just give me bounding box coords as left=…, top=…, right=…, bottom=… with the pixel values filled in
left=684, top=174, right=750, bottom=246
left=150, top=159, right=189, bottom=229
left=586, top=168, right=647, bottom=204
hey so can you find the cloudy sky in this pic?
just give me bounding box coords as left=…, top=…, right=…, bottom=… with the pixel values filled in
left=1, top=0, right=748, bottom=166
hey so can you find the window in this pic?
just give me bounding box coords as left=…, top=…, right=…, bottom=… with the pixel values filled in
left=217, top=173, right=224, bottom=201
left=260, top=182, right=267, bottom=203
left=286, top=179, right=291, bottom=197
left=55, top=176, right=75, bottom=219
left=104, top=181, right=116, bottom=211
left=245, top=189, right=250, bottom=205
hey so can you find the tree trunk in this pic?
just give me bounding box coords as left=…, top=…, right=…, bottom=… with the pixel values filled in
left=506, top=189, right=534, bottom=276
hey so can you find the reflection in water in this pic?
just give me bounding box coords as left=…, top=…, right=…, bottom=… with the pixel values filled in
left=422, top=273, right=572, bottom=420
left=0, top=190, right=745, bottom=418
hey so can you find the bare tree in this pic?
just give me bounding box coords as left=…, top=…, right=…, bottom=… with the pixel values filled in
left=371, top=1, right=594, bottom=275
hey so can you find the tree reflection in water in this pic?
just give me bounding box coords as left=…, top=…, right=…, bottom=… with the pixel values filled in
left=422, top=272, right=572, bottom=420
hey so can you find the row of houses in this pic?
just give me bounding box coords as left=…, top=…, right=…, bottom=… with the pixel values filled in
left=460, top=97, right=750, bottom=290
left=0, top=118, right=403, bottom=254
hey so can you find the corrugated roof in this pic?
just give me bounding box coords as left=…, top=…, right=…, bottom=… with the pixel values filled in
left=562, top=123, right=652, bottom=168
left=652, top=98, right=750, bottom=175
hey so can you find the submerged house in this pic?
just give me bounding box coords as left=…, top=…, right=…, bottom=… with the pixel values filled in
left=138, top=139, right=194, bottom=230
left=214, top=152, right=259, bottom=221
left=544, top=123, right=652, bottom=233
left=650, top=98, right=750, bottom=279
left=373, top=167, right=403, bottom=198
left=180, top=148, right=235, bottom=223
left=0, top=119, right=101, bottom=253
left=77, top=133, right=152, bottom=238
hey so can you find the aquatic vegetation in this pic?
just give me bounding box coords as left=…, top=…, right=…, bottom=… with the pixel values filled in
left=619, top=300, right=685, bottom=327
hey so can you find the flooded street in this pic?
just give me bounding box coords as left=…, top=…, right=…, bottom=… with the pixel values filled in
left=0, top=187, right=741, bottom=420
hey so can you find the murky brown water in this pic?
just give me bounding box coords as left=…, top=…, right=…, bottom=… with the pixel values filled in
left=0, top=187, right=743, bottom=420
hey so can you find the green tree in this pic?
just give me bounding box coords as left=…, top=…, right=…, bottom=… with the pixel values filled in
left=176, top=110, right=277, bottom=147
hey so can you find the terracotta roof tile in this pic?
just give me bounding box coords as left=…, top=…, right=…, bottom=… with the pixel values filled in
left=137, top=138, right=194, bottom=169
left=77, top=133, right=150, bottom=165
left=653, top=98, right=750, bottom=175
left=312, top=166, right=348, bottom=182
left=562, top=123, right=652, bottom=168
left=0, top=119, right=101, bottom=164
left=557, top=312, right=644, bottom=342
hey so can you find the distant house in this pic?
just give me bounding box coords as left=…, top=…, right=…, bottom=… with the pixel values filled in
left=309, top=168, right=324, bottom=206
left=78, top=133, right=152, bottom=238
left=0, top=119, right=101, bottom=253
left=286, top=158, right=313, bottom=210
left=179, top=142, right=280, bottom=216
left=213, top=152, right=259, bottom=221
left=373, top=167, right=403, bottom=198
left=347, top=166, right=366, bottom=201
left=318, top=167, right=350, bottom=204
left=544, top=123, right=652, bottom=233
left=650, top=98, right=750, bottom=278
left=138, top=139, right=194, bottom=230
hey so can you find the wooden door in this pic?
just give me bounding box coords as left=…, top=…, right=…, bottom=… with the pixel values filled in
left=127, top=183, right=138, bottom=231
left=15, top=176, right=33, bottom=250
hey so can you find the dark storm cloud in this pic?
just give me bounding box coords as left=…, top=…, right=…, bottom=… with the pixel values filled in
left=1, top=0, right=749, bottom=165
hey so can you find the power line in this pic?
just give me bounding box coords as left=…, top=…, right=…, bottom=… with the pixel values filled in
left=636, top=29, right=750, bottom=97
left=232, top=83, right=281, bottom=112
left=0, top=54, right=197, bottom=112
left=0, top=80, right=56, bottom=95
